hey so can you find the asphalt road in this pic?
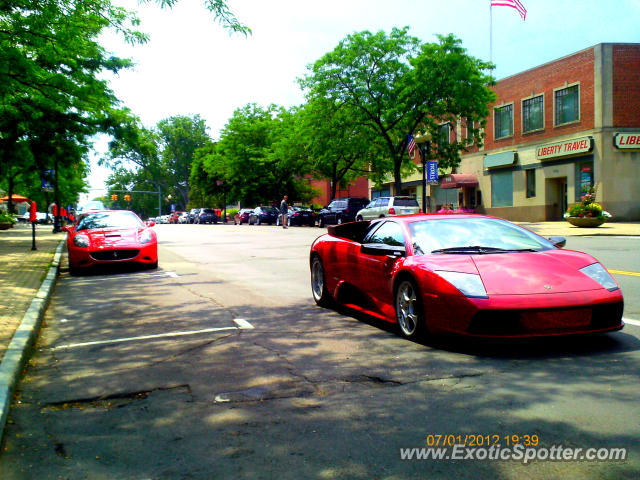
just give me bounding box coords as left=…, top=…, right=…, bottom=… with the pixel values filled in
left=1, top=224, right=639, bottom=479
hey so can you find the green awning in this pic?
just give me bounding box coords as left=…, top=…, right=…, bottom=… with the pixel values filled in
left=484, top=151, right=517, bottom=169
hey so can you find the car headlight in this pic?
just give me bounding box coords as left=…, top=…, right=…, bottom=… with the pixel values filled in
left=580, top=263, right=619, bottom=291
left=435, top=271, right=488, bottom=298
left=139, top=230, right=153, bottom=244
left=73, top=235, right=90, bottom=247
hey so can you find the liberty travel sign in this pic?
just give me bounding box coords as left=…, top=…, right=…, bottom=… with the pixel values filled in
left=614, top=132, right=640, bottom=149
left=536, top=136, right=593, bottom=160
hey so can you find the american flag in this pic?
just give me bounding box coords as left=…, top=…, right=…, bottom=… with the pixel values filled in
left=407, top=134, right=417, bottom=157
left=491, top=0, right=527, bottom=20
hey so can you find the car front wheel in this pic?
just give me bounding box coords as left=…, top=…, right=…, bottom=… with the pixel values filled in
left=395, top=278, right=425, bottom=340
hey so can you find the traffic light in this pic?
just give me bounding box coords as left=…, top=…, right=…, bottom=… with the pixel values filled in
left=124, top=194, right=131, bottom=202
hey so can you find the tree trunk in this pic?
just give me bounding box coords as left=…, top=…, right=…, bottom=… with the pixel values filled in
left=393, top=156, right=403, bottom=195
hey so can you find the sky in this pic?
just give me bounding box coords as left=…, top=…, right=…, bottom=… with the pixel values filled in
left=86, top=0, right=640, bottom=198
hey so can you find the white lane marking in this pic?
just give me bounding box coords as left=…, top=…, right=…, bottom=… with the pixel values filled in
left=150, top=271, right=179, bottom=278
left=53, top=323, right=253, bottom=350
left=233, top=318, right=254, bottom=329
left=623, top=318, right=640, bottom=327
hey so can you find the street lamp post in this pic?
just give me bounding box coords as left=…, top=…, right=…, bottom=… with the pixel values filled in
left=414, top=132, right=432, bottom=213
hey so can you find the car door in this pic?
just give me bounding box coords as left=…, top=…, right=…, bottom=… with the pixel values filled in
left=325, top=201, right=339, bottom=224
left=374, top=197, right=390, bottom=217
left=358, top=221, right=408, bottom=316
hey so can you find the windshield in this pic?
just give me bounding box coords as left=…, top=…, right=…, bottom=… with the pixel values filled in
left=409, top=218, right=555, bottom=255
left=76, top=211, right=144, bottom=231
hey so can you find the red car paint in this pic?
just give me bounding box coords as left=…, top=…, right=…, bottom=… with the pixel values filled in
left=310, top=214, right=624, bottom=338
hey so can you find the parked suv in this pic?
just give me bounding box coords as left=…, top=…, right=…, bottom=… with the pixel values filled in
left=355, top=196, right=420, bottom=221
left=195, top=208, right=219, bottom=224
left=316, top=197, right=369, bottom=227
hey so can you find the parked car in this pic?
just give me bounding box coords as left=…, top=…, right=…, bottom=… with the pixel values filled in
left=188, top=208, right=201, bottom=224
left=177, top=212, right=190, bottom=223
left=316, top=197, right=369, bottom=227
left=234, top=208, right=253, bottom=225
left=18, top=212, right=51, bottom=224
left=64, top=210, right=158, bottom=274
left=355, top=196, right=421, bottom=221
left=310, top=214, right=624, bottom=340
left=278, top=206, right=316, bottom=226
left=248, top=206, right=278, bottom=225
left=196, top=208, right=219, bottom=224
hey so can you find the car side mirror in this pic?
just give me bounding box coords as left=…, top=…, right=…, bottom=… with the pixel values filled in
left=548, top=236, right=566, bottom=248
left=361, top=243, right=406, bottom=257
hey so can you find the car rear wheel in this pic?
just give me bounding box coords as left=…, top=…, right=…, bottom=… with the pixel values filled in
left=318, top=217, right=325, bottom=228
left=356, top=215, right=363, bottom=221
left=311, top=255, right=332, bottom=307
left=395, top=278, right=425, bottom=340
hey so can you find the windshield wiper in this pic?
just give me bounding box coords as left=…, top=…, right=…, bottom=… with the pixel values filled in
left=430, top=246, right=538, bottom=255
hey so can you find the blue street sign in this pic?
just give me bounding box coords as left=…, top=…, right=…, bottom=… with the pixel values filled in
left=427, top=161, right=439, bottom=183
left=41, top=169, right=54, bottom=192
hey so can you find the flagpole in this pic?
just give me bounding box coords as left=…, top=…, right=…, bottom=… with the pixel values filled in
left=490, top=0, right=496, bottom=78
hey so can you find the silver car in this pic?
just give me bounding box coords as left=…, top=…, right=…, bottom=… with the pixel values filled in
left=355, top=196, right=420, bottom=221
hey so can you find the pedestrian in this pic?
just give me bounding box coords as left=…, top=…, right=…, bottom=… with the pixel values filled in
left=280, top=195, right=289, bottom=229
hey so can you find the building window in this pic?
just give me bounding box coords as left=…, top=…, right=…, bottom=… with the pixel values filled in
left=523, top=95, right=544, bottom=133
left=465, top=119, right=474, bottom=145
left=525, top=169, right=536, bottom=198
left=491, top=170, right=513, bottom=207
left=494, top=104, right=513, bottom=140
left=555, top=85, right=579, bottom=125
left=438, top=123, right=450, bottom=146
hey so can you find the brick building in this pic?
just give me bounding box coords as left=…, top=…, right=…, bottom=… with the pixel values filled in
left=457, top=43, right=640, bottom=221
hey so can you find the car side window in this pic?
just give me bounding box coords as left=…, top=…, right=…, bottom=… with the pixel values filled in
left=365, top=201, right=376, bottom=209
left=364, top=221, right=406, bottom=247
left=375, top=198, right=389, bottom=207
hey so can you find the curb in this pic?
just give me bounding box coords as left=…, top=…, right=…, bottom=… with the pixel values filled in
left=0, top=239, right=64, bottom=444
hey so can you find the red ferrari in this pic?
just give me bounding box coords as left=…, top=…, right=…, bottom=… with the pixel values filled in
left=65, top=210, right=158, bottom=274
left=309, top=215, right=624, bottom=339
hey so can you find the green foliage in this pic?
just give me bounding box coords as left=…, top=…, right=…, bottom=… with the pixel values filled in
left=192, top=103, right=315, bottom=207
left=0, top=210, right=17, bottom=224
left=300, top=29, right=495, bottom=192
left=566, top=186, right=606, bottom=219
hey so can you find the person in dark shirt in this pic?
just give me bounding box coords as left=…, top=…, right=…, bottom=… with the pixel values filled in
left=280, top=195, right=289, bottom=229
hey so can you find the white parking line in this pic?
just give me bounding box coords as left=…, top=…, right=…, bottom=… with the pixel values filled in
left=233, top=318, right=254, bottom=329
left=624, top=318, right=640, bottom=327
left=52, top=321, right=254, bottom=350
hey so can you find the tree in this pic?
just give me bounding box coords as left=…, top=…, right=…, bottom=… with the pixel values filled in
left=194, top=104, right=315, bottom=207
left=157, top=115, right=212, bottom=209
left=298, top=98, right=382, bottom=200
left=1, top=0, right=246, bottom=212
left=300, top=29, right=496, bottom=193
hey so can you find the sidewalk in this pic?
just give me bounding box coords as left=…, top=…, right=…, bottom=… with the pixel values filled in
left=0, top=224, right=63, bottom=363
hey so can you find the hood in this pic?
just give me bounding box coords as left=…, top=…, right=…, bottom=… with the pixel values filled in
left=472, top=250, right=603, bottom=295
left=85, top=228, right=142, bottom=248
left=413, top=249, right=604, bottom=295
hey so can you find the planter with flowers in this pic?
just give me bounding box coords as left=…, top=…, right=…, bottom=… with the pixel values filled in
left=0, top=211, right=17, bottom=230
left=564, top=187, right=611, bottom=227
